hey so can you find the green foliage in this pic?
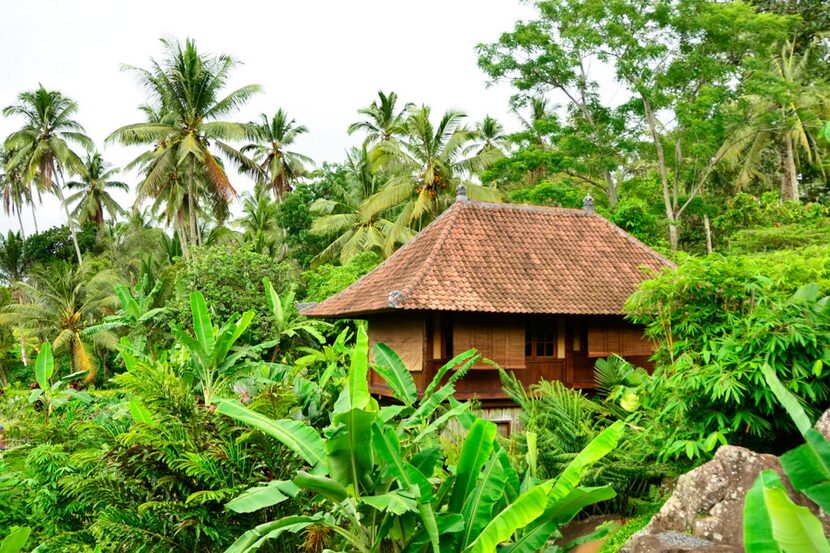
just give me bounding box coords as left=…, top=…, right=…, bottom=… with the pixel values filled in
left=219, top=330, right=623, bottom=552
left=508, top=180, right=584, bottom=209
left=625, top=250, right=830, bottom=457
left=744, top=364, right=830, bottom=552
left=172, top=244, right=298, bottom=345
left=501, top=370, right=673, bottom=515
left=22, top=223, right=98, bottom=266
left=598, top=513, right=655, bottom=553
left=301, top=251, right=380, bottom=303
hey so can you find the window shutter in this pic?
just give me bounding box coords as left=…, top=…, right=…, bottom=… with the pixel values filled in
left=453, top=316, right=526, bottom=369
left=587, top=324, right=653, bottom=358
left=368, top=315, right=424, bottom=371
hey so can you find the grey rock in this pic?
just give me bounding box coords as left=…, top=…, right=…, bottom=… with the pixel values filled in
left=622, top=407, right=830, bottom=553
left=816, top=408, right=830, bottom=441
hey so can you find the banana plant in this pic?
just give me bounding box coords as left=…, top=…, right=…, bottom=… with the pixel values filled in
left=172, top=291, right=278, bottom=405
left=218, top=324, right=623, bottom=552
left=262, top=277, right=329, bottom=361
left=87, top=275, right=168, bottom=353
left=28, top=342, right=90, bottom=422
left=743, top=363, right=830, bottom=552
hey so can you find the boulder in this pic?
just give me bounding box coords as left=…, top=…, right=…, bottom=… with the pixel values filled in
left=623, top=408, right=830, bottom=553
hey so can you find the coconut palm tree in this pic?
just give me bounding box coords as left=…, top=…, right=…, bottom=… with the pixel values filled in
left=3, top=86, right=93, bottom=263
left=365, top=105, right=500, bottom=244
left=108, top=37, right=261, bottom=248
left=348, top=91, right=412, bottom=148
left=0, top=261, right=119, bottom=379
left=718, top=39, right=830, bottom=200
left=0, top=150, right=30, bottom=235
left=468, top=115, right=509, bottom=157
left=233, top=110, right=313, bottom=200
left=511, top=96, right=553, bottom=148
left=65, top=152, right=128, bottom=226
left=0, top=230, right=30, bottom=369
left=237, top=183, right=283, bottom=257
left=311, top=147, right=412, bottom=264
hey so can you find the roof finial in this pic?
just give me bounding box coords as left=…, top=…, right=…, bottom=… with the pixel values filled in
left=583, top=193, right=595, bottom=214
left=456, top=184, right=468, bottom=202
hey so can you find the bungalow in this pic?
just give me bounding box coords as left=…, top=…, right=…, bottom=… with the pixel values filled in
left=302, top=186, right=673, bottom=405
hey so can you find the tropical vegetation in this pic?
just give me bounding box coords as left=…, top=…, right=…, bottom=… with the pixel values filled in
left=1, top=1, right=830, bottom=550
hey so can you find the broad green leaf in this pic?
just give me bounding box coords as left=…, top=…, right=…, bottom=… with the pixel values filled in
left=224, top=516, right=320, bottom=553
left=0, top=526, right=31, bottom=553
left=744, top=470, right=830, bottom=553
left=761, top=364, right=812, bottom=436
left=550, top=421, right=624, bottom=503
left=35, top=342, right=53, bottom=390
left=373, top=343, right=417, bottom=406
left=423, top=349, right=478, bottom=397
left=262, top=278, right=283, bottom=324
left=372, top=423, right=432, bottom=497
left=412, top=401, right=469, bottom=444
left=780, top=429, right=830, bottom=512
left=403, top=514, right=465, bottom=553
left=504, top=486, right=616, bottom=553
left=465, top=480, right=553, bottom=553
left=226, top=480, right=298, bottom=513
left=362, top=490, right=419, bottom=515
left=449, top=419, right=497, bottom=513
left=461, top=450, right=507, bottom=548
left=190, top=291, right=215, bottom=356
left=294, top=471, right=348, bottom=504
left=327, top=408, right=376, bottom=495
left=128, top=398, right=155, bottom=426
left=347, top=323, right=371, bottom=410
left=216, top=400, right=327, bottom=473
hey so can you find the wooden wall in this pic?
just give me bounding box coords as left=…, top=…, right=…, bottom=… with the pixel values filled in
left=366, top=311, right=654, bottom=403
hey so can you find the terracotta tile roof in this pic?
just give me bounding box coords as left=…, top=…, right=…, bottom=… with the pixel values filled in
left=302, top=198, right=674, bottom=318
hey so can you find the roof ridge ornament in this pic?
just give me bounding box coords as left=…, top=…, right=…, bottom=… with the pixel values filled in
left=456, top=184, right=468, bottom=202
left=388, top=290, right=402, bottom=308
left=583, top=193, right=595, bottom=214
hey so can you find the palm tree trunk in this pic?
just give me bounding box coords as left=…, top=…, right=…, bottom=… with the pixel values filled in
left=782, top=134, right=799, bottom=202
left=16, top=208, right=26, bottom=238
left=12, top=287, right=29, bottom=368
left=54, top=169, right=83, bottom=264
left=187, top=159, right=197, bottom=249
left=176, top=217, right=190, bottom=259
left=30, top=202, right=39, bottom=234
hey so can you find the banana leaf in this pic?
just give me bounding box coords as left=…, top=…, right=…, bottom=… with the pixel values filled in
left=744, top=470, right=830, bottom=553
left=373, top=343, right=418, bottom=407
left=216, top=399, right=328, bottom=473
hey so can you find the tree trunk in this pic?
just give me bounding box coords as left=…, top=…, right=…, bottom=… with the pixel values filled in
left=13, top=288, right=28, bottom=367
left=703, top=214, right=713, bottom=254
left=30, top=202, right=39, bottom=234
left=782, top=134, right=799, bottom=202
left=187, top=159, right=197, bottom=249
left=642, top=96, right=679, bottom=250
left=17, top=208, right=25, bottom=238
left=177, top=218, right=190, bottom=259
left=54, top=171, right=83, bottom=264
left=604, top=169, right=618, bottom=207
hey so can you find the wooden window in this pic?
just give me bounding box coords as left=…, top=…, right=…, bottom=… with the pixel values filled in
left=525, top=318, right=557, bottom=359
left=432, top=314, right=454, bottom=360
left=454, top=316, right=526, bottom=369
left=368, top=314, right=424, bottom=371
left=587, top=324, right=653, bottom=358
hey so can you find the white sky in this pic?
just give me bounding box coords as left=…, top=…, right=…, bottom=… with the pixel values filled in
left=0, top=0, right=536, bottom=235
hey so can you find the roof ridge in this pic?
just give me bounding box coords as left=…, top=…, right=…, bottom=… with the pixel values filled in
left=467, top=200, right=589, bottom=215
left=393, top=201, right=465, bottom=307
left=588, top=213, right=676, bottom=268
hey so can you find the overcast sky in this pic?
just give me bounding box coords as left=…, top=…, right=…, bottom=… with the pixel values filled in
left=0, top=0, right=537, bottom=234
